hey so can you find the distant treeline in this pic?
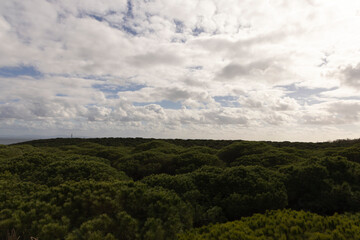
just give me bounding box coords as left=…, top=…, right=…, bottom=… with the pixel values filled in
left=2, top=137, right=360, bottom=239
left=18, top=137, right=360, bottom=149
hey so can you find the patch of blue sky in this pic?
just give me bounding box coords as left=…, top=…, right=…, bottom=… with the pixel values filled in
left=78, top=5, right=138, bottom=36
left=0, top=65, right=42, bottom=78
left=105, top=95, right=119, bottom=99
left=56, top=12, right=68, bottom=23
left=88, top=14, right=103, bottom=22
left=84, top=103, right=97, bottom=108
left=50, top=73, right=116, bottom=81
left=92, top=83, right=145, bottom=94
left=83, top=74, right=113, bottom=81
left=122, top=25, right=138, bottom=36
left=303, top=99, right=324, bottom=105
left=134, top=100, right=182, bottom=109
left=171, top=37, right=186, bottom=43
left=174, top=20, right=184, bottom=33
left=78, top=9, right=117, bottom=22
left=214, top=96, right=241, bottom=107
left=278, top=84, right=337, bottom=105
left=187, top=66, right=203, bottom=71
left=118, top=0, right=138, bottom=36
left=126, top=0, right=134, bottom=18
left=0, top=99, right=20, bottom=104
left=133, top=102, right=148, bottom=107
left=50, top=73, right=141, bottom=86
left=77, top=11, right=102, bottom=22
left=56, top=94, right=67, bottom=97
left=282, top=84, right=336, bottom=98
left=192, top=26, right=205, bottom=36
left=84, top=14, right=135, bottom=35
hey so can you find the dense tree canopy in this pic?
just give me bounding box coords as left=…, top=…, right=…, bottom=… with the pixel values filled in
left=179, top=209, right=360, bottom=240
left=2, top=138, right=360, bottom=239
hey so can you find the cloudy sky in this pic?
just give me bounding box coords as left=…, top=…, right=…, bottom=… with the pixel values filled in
left=1, top=0, right=360, bottom=141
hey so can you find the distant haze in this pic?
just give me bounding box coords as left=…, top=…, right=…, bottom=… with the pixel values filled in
left=1, top=1, right=360, bottom=141
left=0, top=138, right=33, bottom=145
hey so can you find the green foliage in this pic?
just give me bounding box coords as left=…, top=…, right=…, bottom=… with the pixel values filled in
left=0, top=180, right=192, bottom=239
left=232, top=149, right=298, bottom=168
left=179, top=209, right=360, bottom=240
left=337, top=143, right=360, bottom=163
left=58, top=141, right=130, bottom=162
left=172, top=151, right=224, bottom=174
left=217, top=141, right=272, bottom=164
left=132, top=140, right=183, bottom=154
left=0, top=148, right=129, bottom=186
left=4, top=137, right=360, bottom=239
left=142, top=165, right=287, bottom=225
left=280, top=156, right=360, bottom=213
left=114, top=143, right=224, bottom=179
left=115, top=150, right=175, bottom=179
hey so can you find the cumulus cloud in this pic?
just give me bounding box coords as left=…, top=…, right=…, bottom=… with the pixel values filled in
left=128, top=51, right=184, bottom=68
left=341, top=63, right=360, bottom=89
left=218, top=61, right=272, bottom=79
left=301, top=101, right=360, bottom=125
left=2, top=0, right=360, bottom=141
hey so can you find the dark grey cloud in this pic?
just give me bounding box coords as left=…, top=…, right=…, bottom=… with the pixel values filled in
left=163, top=87, right=191, bottom=101
left=127, top=86, right=193, bottom=103
left=341, top=63, right=360, bottom=88
left=0, top=104, right=25, bottom=119
left=182, top=77, right=209, bottom=87
left=241, top=98, right=263, bottom=108
left=218, top=61, right=270, bottom=79
left=203, top=110, right=248, bottom=125
left=303, top=102, right=360, bottom=125
left=128, top=52, right=183, bottom=68
left=329, top=102, right=360, bottom=122
left=264, top=113, right=287, bottom=125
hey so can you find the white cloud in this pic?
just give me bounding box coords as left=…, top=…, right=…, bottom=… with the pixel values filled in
left=2, top=0, right=360, bottom=141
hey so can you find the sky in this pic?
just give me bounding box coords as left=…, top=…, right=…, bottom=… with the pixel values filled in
left=1, top=0, right=360, bottom=142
